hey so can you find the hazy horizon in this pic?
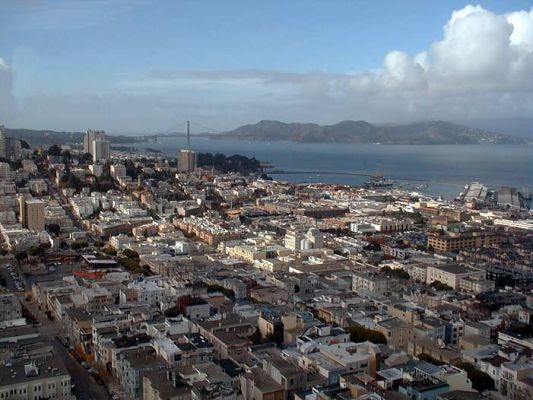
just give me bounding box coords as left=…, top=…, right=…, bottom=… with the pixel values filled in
left=4, top=117, right=533, bottom=139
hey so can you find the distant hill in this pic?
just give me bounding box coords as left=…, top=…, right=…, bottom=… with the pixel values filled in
left=3, top=128, right=84, bottom=146
left=464, top=117, right=533, bottom=139
left=222, top=120, right=526, bottom=145
left=3, top=128, right=144, bottom=147
left=4, top=120, right=527, bottom=146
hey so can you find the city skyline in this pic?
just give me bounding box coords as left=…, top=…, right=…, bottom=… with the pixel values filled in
left=1, top=1, right=533, bottom=133
left=1, top=3, right=533, bottom=400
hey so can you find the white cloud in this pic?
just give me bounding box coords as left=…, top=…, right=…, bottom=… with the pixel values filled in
left=507, top=9, right=533, bottom=50
left=8, top=4, right=533, bottom=131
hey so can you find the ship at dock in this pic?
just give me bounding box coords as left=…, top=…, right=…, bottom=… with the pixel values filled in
left=362, top=174, right=394, bottom=189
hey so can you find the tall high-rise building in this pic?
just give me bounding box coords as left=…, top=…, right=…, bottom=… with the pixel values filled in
left=84, top=129, right=105, bottom=154
left=0, top=125, right=6, bottom=159
left=110, top=164, right=127, bottom=178
left=19, top=196, right=45, bottom=232
left=6, top=137, right=22, bottom=160
left=92, top=139, right=110, bottom=162
left=178, top=149, right=197, bottom=173
left=84, top=129, right=110, bottom=162
left=0, top=162, right=10, bottom=179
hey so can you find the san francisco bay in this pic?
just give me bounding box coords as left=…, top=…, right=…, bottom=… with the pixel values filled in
left=137, top=137, right=533, bottom=199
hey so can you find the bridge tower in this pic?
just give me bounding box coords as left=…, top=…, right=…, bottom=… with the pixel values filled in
left=187, top=120, right=190, bottom=144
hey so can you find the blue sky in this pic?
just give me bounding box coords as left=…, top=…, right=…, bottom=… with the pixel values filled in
left=1, top=0, right=533, bottom=132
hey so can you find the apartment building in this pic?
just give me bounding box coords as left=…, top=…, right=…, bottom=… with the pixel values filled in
left=428, top=230, right=502, bottom=252
left=0, top=293, right=22, bottom=322
left=352, top=271, right=399, bottom=296
left=0, top=356, right=72, bottom=400
left=426, top=264, right=486, bottom=290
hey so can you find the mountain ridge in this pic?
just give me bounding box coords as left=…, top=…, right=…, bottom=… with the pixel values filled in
left=222, top=119, right=525, bottom=145
left=3, top=119, right=527, bottom=146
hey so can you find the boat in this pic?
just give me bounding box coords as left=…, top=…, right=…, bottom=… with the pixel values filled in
left=363, top=175, right=394, bottom=189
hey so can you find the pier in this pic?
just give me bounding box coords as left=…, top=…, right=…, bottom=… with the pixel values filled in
left=269, top=170, right=427, bottom=182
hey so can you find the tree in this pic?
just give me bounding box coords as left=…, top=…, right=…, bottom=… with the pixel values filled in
left=46, top=223, right=61, bottom=236
left=142, top=265, right=152, bottom=277
left=453, top=361, right=495, bottom=392
left=28, top=244, right=49, bottom=257
left=47, top=144, right=62, bottom=157
left=206, top=284, right=235, bottom=300
left=164, top=305, right=180, bottom=318
left=102, top=247, right=117, bottom=256
left=123, top=249, right=139, bottom=259
left=197, top=152, right=262, bottom=174
left=78, top=153, right=93, bottom=164
left=118, top=257, right=142, bottom=273
left=71, top=240, right=88, bottom=250
left=124, top=160, right=141, bottom=179
left=430, top=280, right=454, bottom=291
left=380, top=266, right=411, bottom=280
left=68, top=173, right=83, bottom=190
left=348, top=325, right=387, bottom=344
left=15, top=251, right=28, bottom=262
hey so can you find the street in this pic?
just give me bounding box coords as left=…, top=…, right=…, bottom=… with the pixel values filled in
left=0, top=264, right=19, bottom=292
left=13, top=287, right=112, bottom=400
left=51, top=339, right=112, bottom=400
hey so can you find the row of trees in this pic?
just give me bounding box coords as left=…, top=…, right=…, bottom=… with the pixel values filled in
left=197, top=153, right=262, bottom=175
left=117, top=249, right=151, bottom=276
left=380, top=266, right=411, bottom=280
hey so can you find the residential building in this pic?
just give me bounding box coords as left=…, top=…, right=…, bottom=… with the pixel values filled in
left=240, top=368, right=285, bottom=400
left=352, top=271, right=398, bottom=296
left=426, top=264, right=486, bottom=290
left=0, top=293, right=22, bottom=322
left=428, top=230, right=502, bottom=252
left=178, top=150, right=197, bottom=173
left=0, top=354, right=72, bottom=400
left=375, top=318, right=413, bottom=349
left=19, top=196, right=45, bottom=232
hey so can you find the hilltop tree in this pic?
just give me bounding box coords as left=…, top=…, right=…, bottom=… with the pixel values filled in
left=47, top=144, right=62, bottom=157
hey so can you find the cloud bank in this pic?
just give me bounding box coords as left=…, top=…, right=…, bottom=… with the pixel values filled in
left=4, top=5, right=533, bottom=132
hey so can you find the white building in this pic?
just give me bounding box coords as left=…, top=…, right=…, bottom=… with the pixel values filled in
left=0, top=357, right=73, bottom=400
left=89, top=163, right=104, bottom=177
left=110, top=164, right=127, bottom=178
